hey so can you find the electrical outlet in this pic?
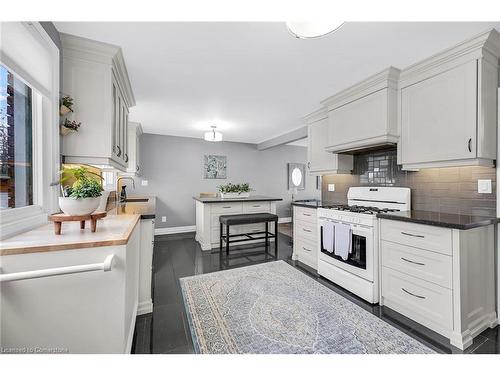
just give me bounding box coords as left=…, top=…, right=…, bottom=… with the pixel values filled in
left=161, top=216, right=167, bottom=222
left=328, top=184, right=335, bottom=192
left=141, top=179, right=148, bottom=186
left=478, top=179, right=492, bottom=194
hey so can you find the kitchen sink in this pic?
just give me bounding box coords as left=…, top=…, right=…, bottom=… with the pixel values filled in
left=124, top=198, right=149, bottom=203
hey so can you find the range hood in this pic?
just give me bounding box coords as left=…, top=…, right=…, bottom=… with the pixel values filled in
left=321, top=67, right=400, bottom=155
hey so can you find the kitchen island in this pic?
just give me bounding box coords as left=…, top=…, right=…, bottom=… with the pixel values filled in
left=193, top=195, right=282, bottom=251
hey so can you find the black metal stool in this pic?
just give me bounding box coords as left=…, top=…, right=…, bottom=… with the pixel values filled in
left=219, top=213, right=279, bottom=257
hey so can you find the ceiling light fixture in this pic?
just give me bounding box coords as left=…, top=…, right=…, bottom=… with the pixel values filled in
left=204, top=125, right=223, bottom=142
left=286, top=21, right=344, bottom=39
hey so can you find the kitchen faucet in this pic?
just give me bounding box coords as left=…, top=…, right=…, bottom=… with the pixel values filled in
left=116, top=176, right=136, bottom=202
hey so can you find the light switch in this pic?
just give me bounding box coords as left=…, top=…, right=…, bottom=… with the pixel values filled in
left=141, top=179, right=148, bottom=186
left=478, top=179, right=492, bottom=194
left=161, top=216, right=167, bottom=222
left=328, top=184, right=335, bottom=192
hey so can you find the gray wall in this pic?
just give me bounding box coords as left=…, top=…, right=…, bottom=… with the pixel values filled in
left=134, top=134, right=320, bottom=228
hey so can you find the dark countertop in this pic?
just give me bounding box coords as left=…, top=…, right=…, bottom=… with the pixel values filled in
left=377, top=210, right=500, bottom=230
left=193, top=195, right=283, bottom=203
left=291, top=200, right=343, bottom=209
left=112, top=196, right=156, bottom=220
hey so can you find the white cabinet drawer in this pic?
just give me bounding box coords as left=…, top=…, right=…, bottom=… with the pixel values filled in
left=380, top=219, right=452, bottom=255
left=242, top=202, right=271, bottom=213
left=294, top=219, right=317, bottom=242
left=294, top=237, right=317, bottom=269
left=382, top=267, right=453, bottom=331
left=381, top=240, right=452, bottom=289
left=293, top=206, right=317, bottom=224
left=211, top=202, right=243, bottom=214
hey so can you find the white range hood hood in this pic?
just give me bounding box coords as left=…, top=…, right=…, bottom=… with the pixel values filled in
left=321, top=67, right=400, bottom=154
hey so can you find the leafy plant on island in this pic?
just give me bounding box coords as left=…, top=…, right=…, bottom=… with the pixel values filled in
left=217, top=182, right=251, bottom=194
left=60, top=166, right=103, bottom=199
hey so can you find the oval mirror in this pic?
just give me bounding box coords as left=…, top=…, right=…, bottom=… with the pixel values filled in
left=291, top=167, right=302, bottom=187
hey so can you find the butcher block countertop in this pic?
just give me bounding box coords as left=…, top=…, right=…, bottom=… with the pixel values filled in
left=0, top=213, right=140, bottom=256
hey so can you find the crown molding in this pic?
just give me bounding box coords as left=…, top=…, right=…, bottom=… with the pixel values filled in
left=321, top=66, right=400, bottom=110
left=60, top=32, right=135, bottom=107
left=303, top=107, right=328, bottom=123
left=400, top=28, right=500, bottom=85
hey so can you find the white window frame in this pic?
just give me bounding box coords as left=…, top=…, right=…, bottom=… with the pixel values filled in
left=0, top=22, right=60, bottom=239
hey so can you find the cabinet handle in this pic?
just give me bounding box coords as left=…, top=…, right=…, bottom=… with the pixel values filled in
left=222, top=206, right=232, bottom=209
left=125, top=153, right=129, bottom=163
left=401, top=231, right=424, bottom=238
left=401, top=288, right=426, bottom=299
left=252, top=205, right=261, bottom=207
left=303, top=213, right=312, bottom=217
left=302, top=246, right=312, bottom=252
left=303, top=228, right=312, bottom=233
left=401, top=257, right=425, bottom=266
left=116, top=145, right=122, bottom=157
left=468, top=138, right=472, bottom=152
left=136, top=165, right=140, bottom=172
left=307, top=162, right=311, bottom=169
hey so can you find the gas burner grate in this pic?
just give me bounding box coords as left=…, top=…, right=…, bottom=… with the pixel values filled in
left=325, top=205, right=400, bottom=215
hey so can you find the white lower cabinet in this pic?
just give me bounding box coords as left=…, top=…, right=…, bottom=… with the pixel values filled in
left=292, top=206, right=318, bottom=270
left=138, top=218, right=154, bottom=315
left=380, top=219, right=497, bottom=350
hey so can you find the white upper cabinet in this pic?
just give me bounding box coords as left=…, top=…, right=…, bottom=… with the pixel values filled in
left=398, top=29, right=500, bottom=169
left=126, top=122, right=143, bottom=176
left=61, top=33, right=135, bottom=171
left=322, top=67, right=400, bottom=153
left=306, top=108, right=353, bottom=174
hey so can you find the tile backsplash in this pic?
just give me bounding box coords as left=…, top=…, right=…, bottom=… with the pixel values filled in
left=322, top=148, right=496, bottom=217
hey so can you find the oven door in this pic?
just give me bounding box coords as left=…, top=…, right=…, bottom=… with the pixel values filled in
left=318, top=218, right=374, bottom=282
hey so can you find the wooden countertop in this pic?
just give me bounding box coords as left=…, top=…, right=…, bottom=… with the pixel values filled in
left=0, top=213, right=140, bottom=256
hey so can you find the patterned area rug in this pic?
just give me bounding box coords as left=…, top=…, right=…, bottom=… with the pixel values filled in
left=180, top=261, right=435, bottom=354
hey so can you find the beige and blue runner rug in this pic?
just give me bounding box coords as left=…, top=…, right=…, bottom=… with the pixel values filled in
left=180, top=260, right=435, bottom=354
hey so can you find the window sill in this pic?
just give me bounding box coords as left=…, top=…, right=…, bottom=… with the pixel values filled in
left=0, top=205, right=48, bottom=240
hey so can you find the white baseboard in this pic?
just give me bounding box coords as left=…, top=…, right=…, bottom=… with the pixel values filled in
left=155, top=225, right=196, bottom=236
left=137, top=300, right=153, bottom=316
left=278, top=217, right=292, bottom=224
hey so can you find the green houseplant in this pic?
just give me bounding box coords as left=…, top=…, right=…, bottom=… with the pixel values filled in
left=59, top=166, right=104, bottom=215
left=218, top=183, right=251, bottom=199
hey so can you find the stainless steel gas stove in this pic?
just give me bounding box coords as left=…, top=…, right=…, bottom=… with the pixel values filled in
left=317, top=187, right=411, bottom=303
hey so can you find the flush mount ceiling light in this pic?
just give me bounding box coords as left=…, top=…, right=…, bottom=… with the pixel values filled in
left=286, top=21, right=344, bottom=39
left=204, top=125, right=223, bottom=142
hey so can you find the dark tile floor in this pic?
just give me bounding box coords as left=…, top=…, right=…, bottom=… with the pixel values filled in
left=131, top=232, right=500, bottom=354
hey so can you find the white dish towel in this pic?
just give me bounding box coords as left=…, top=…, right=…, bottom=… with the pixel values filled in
left=322, top=221, right=335, bottom=253
left=334, top=222, right=351, bottom=261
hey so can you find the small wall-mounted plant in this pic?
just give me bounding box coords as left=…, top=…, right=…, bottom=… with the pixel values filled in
left=218, top=183, right=252, bottom=199
left=60, top=95, right=74, bottom=115
left=60, top=118, right=81, bottom=136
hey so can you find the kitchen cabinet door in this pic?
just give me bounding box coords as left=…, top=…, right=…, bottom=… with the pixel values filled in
left=401, top=60, right=478, bottom=165
left=308, top=117, right=353, bottom=174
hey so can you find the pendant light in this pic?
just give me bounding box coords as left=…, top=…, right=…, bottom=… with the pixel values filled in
left=286, top=21, right=344, bottom=39
left=204, top=125, right=223, bottom=142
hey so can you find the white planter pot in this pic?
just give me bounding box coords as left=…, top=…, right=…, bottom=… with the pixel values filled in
left=59, top=197, right=101, bottom=216
left=220, top=192, right=250, bottom=199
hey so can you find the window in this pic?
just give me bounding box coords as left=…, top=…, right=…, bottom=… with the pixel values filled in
left=0, top=22, right=60, bottom=239
left=0, top=65, right=34, bottom=209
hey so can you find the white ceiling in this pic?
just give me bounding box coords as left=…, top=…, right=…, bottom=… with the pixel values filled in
left=55, top=22, right=500, bottom=144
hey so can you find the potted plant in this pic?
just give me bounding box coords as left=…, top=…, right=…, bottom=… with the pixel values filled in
left=59, top=95, right=74, bottom=116
left=60, top=118, right=81, bottom=136
left=59, top=166, right=104, bottom=216
left=218, top=183, right=252, bottom=199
